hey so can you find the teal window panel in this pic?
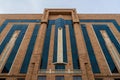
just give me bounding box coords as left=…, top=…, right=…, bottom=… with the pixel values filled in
left=81, top=24, right=100, bottom=73
left=2, top=24, right=28, bottom=73
left=20, top=24, right=40, bottom=73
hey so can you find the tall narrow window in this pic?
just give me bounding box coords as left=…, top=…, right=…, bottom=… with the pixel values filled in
left=40, top=21, right=52, bottom=69
left=55, top=64, right=65, bottom=69
left=81, top=25, right=100, bottom=73
left=20, top=24, right=40, bottom=73
left=68, top=20, right=79, bottom=69
left=53, top=18, right=67, bottom=69
left=93, top=24, right=119, bottom=73
left=53, top=18, right=67, bottom=63
left=2, top=24, right=28, bottom=73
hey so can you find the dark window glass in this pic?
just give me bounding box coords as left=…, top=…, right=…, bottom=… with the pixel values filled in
left=0, top=19, right=40, bottom=73
left=40, top=20, right=53, bottom=69
left=0, top=19, right=40, bottom=34
left=55, top=64, right=65, bottom=69
left=55, top=76, right=64, bottom=80
left=17, top=78, right=25, bottom=80
left=95, top=78, right=103, bottom=80
left=114, top=78, right=120, bottom=80
left=68, top=20, right=80, bottom=69
left=38, top=76, right=46, bottom=80
left=81, top=25, right=100, bottom=73
left=93, top=24, right=119, bottom=73
left=73, top=76, right=82, bottom=80
left=20, top=24, right=40, bottom=73
left=1, top=24, right=28, bottom=73
left=0, top=78, right=6, bottom=80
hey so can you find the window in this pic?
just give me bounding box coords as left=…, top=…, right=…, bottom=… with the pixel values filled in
left=73, top=76, right=82, bottom=80
left=81, top=25, right=100, bottom=73
left=55, top=76, right=64, bottom=80
left=17, top=78, right=25, bottom=80
left=114, top=78, right=120, bottom=80
left=20, top=24, right=40, bottom=73
left=40, top=22, right=51, bottom=69
left=38, top=76, right=46, bottom=80
left=0, top=78, right=6, bottom=80
left=2, top=25, right=28, bottom=73
left=95, top=78, right=103, bottom=80
left=55, top=64, right=65, bottom=69
left=93, top=25, right=119, bottom=73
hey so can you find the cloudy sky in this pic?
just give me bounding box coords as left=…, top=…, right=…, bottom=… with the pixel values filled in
left=0, top=0, right=120, bottom=14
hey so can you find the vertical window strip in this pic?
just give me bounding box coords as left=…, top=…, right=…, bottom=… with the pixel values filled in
left=20, top=24, right=40, bottom=73
left=63, top=26, right=67, bottom=63
left=53, top=22, right=58, bottom=62
left=40, top=21, right=53, bottom=69
left=93, top=24, right=118, bottom=73
left=68, top=20, right=80, bottom=69
left=81, top=24, right=100, bottom=73
left=2, top=24, right=28, bottom=73
left=53, top=18, right=67, bottom=64
left=106, top=27, right=120, bottom=54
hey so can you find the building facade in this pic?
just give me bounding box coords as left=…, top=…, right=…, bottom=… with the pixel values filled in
left=0, top=9, right=120, bottom=80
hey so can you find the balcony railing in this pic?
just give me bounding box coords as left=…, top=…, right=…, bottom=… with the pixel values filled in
left=38, top=69, right=81, bottom=74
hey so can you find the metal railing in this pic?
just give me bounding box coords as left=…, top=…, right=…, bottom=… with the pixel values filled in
left=38, top=69, right=81, bottom=74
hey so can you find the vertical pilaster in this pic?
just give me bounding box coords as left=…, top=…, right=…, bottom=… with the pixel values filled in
left=25, top=22, right=47, bottom=80
left=71, top=9, right=94, bottom=80
left=25, top=9, right=49, bottom=80
left=73, top=22, right=94, bottom=80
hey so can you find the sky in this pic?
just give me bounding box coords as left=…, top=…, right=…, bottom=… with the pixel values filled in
left=0, top=0, right=120, bottom=14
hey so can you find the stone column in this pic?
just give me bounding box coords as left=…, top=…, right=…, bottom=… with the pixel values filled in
left=25, top=9, right=49, bottom=80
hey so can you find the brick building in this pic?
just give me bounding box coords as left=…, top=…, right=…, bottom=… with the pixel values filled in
left=0, top=9, right=120, bottom=80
